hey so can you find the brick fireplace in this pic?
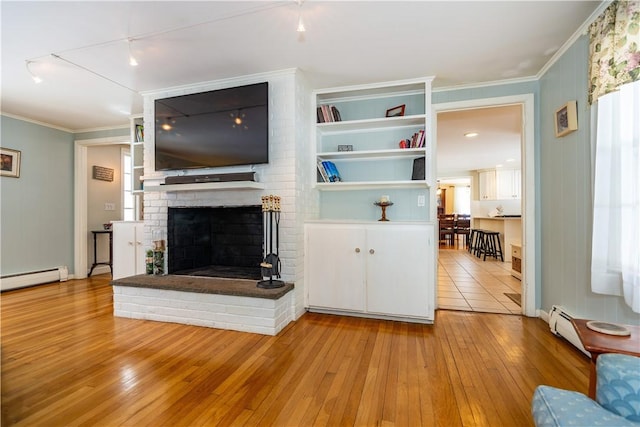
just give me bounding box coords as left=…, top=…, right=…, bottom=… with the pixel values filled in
left=167, top=206, right=263, bottom=280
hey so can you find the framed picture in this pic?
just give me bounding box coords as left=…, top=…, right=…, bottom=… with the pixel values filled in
left=554, top=100, right=578, bottom=137
left=1, top=148, right=21, bottom=178
left=386, top=104, right=406, bottom=117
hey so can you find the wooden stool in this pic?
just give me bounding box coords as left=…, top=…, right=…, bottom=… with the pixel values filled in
left=481, top=231, right=504, bottom=261
left=469, top=229, right=481, bottom=254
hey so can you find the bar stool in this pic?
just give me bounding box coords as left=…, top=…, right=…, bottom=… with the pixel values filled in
left=468, top=229, right=481, bottom=254
left=481, top=231, right=504, bottom=262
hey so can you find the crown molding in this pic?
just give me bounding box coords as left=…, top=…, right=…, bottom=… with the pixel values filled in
left=433, top=75, right=538, bottom=93
left=1, top=111, right=74, bottom=133
left=536, top=0, right=611, bottom=79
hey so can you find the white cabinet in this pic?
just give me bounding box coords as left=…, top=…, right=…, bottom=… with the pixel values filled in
left=479, top=169, right=521, bottom=200
left=305, top=223, right=434, bottom=321
left=479, top=170, right=496, bottom=200
left=496, top=169, right=521, bottom=199
left=305, top=224, right=366, bottom=311
left=112, top=221, right=146, bottom=280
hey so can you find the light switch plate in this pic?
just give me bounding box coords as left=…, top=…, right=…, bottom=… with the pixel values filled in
left=104, top=202, right=115, bottom=211
left=417, top=195, right=425, bottom=207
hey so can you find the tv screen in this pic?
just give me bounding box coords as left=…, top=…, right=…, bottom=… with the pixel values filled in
left=154, top=82, right=269, bottom=171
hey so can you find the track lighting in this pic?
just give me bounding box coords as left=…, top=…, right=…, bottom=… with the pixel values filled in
left=25, top=60, right=42, bottom=83
left=296, top=0, right=305, bottom=33
left=128, top=38, right=138, bottom=67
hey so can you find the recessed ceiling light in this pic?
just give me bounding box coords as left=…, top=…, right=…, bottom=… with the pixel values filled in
left=496, top=164, right=504, bottom=168
left=506, top=158, right=516, bottom=162
left=464, top=132, right=479, bottom=138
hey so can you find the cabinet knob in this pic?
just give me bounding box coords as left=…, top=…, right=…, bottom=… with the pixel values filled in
left=128, top=241, right=134, bottom=246
left=355, top=248, right=360, bottom=253
left=369, top=249, right=375, bottom=254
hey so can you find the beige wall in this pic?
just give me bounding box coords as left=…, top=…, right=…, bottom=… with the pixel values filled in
left=86, top=145, right=127, bottom=270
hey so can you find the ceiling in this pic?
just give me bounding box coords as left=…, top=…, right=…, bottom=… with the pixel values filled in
left=1, top=1, right=600, bottom=170
left=437, top=104, right=523, bottom=177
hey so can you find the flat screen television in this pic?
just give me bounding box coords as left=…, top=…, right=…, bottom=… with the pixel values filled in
left=154, top=82, right=269, bottom=171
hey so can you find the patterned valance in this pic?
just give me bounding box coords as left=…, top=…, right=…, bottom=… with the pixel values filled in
left=588, top=1, right=640, bottom=104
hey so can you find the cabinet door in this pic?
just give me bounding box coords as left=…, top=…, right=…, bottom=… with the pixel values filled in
left=365, top=225, right=434, bottom=319
left=306, top=225, right=366, bottom=311
left=113, top=222, right=144, bottom=280
left=479, top=170, right=496, bottom=200
left=496, top=169, right=521, bottom=199
left=133, top=223, right=146, bottom=275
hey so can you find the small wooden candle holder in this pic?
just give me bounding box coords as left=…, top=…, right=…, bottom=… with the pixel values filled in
left=374, top=201, right=393, bottom=221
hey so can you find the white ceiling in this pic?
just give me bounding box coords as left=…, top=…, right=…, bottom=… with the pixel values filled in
left=1, top=1, right=600, bottom=170
left=437, top=104, right=523, bottom=175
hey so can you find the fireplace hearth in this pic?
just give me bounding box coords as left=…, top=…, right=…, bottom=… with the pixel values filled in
left=167, top=206, right=263, bottom=280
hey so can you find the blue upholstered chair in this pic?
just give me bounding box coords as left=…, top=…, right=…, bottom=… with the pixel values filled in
left=532, top=353, right=640, bottom=426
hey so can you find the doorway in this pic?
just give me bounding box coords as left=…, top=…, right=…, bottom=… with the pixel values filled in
left=74, top=135, right=130, bottom=279
left=433, top=94, right=535, bottom=316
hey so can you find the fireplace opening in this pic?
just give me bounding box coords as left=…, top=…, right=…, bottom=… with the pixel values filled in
left=167, top=206, right=263, bottom=280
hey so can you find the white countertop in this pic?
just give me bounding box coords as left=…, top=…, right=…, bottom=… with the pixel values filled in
left=476, top=216, right=522, bottom=220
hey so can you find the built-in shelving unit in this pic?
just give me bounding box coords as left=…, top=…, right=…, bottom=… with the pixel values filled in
left=312, top=77, right=434, bottom=222
left=130, top=116, right=144, bottom=194
left=305, top=77, right=437, bottom=323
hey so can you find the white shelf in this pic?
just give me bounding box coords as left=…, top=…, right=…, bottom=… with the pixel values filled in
left=316, top=115, right=426, bottom=134
left=317, top=148, right=425, bottom=161
left=144, top=181, right=265, bottom=192
left=315, top=180, right=429, bottom=191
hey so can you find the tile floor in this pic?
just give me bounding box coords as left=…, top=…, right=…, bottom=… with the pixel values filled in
left=437, top=240, right=522, bottom=315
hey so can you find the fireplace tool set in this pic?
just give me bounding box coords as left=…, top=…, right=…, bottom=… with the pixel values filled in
left=258, top=195, right=284, bottom=289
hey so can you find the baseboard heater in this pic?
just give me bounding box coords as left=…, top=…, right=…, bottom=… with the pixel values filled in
left=0, top=266, right=68, bottom=292
left=548, top=305, right=590, bottom=356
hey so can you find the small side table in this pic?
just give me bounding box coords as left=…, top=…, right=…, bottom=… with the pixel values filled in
left=571, top=318, right=640, bottom=399
left=89, top=230, right=113, bottom=276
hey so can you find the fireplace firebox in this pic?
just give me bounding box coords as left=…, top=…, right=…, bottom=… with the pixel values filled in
left=167, top=206, right=263, bottom=279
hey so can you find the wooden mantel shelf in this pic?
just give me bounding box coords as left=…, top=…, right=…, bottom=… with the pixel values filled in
left=144, top=181, right=265, bottom=192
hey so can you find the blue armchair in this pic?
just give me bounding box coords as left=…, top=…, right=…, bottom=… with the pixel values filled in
left=532, top=353, right=640, bottom=426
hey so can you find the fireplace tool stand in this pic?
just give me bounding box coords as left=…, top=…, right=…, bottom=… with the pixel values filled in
left=258, top=195, right=284, bottom=289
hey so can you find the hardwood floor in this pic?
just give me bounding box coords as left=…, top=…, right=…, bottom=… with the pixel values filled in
left=1, top=275, right=589, bottom=426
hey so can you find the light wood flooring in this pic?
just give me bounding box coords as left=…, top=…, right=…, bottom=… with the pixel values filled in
left=1, top=274, right=589, bottom=426
left=438, top=241, right=522, bottom=314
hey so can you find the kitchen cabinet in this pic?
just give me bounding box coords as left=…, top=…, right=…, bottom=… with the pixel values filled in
left=479, top=170, right=496, bottom=200
left=479, top=169, right=521, bottom=200
left=112, top=221, right=146, bottom=279
left=305, top=222, right=434, bottom=321
left=496, top=169, right=521, bottom=199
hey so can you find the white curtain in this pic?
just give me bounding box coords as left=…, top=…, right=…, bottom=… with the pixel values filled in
left=591, top=80, right=640, bottom=312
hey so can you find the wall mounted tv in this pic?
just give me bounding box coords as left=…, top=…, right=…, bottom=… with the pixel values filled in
left=154, top=82, right=269, bottom=171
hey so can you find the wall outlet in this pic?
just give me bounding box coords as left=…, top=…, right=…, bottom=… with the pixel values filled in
left=104, top=202, right=115, bottom=211
left=417, top=195, right=425, bottom=207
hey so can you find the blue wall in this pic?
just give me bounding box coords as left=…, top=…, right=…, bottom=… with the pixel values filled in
left=0, top=116, right=75, bottom=275
left=539, top=35, right=638, bottom=324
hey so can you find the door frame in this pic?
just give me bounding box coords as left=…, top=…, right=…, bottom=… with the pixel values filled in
left=432, top=93, right=536, bottom=316
left=74, top=135, right=130, bottom=278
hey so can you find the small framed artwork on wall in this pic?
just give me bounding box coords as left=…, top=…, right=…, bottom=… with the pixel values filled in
left=554, top=100, right=578, bottom=137
left=1, top=147, right=21, bottom=178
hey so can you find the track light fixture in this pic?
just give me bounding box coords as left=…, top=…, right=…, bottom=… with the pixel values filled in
left=296, top=0, right=305, bottom=33
left=25, top=60, right=43, bottom=83
left=128, top=38, right=138, bottom=67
